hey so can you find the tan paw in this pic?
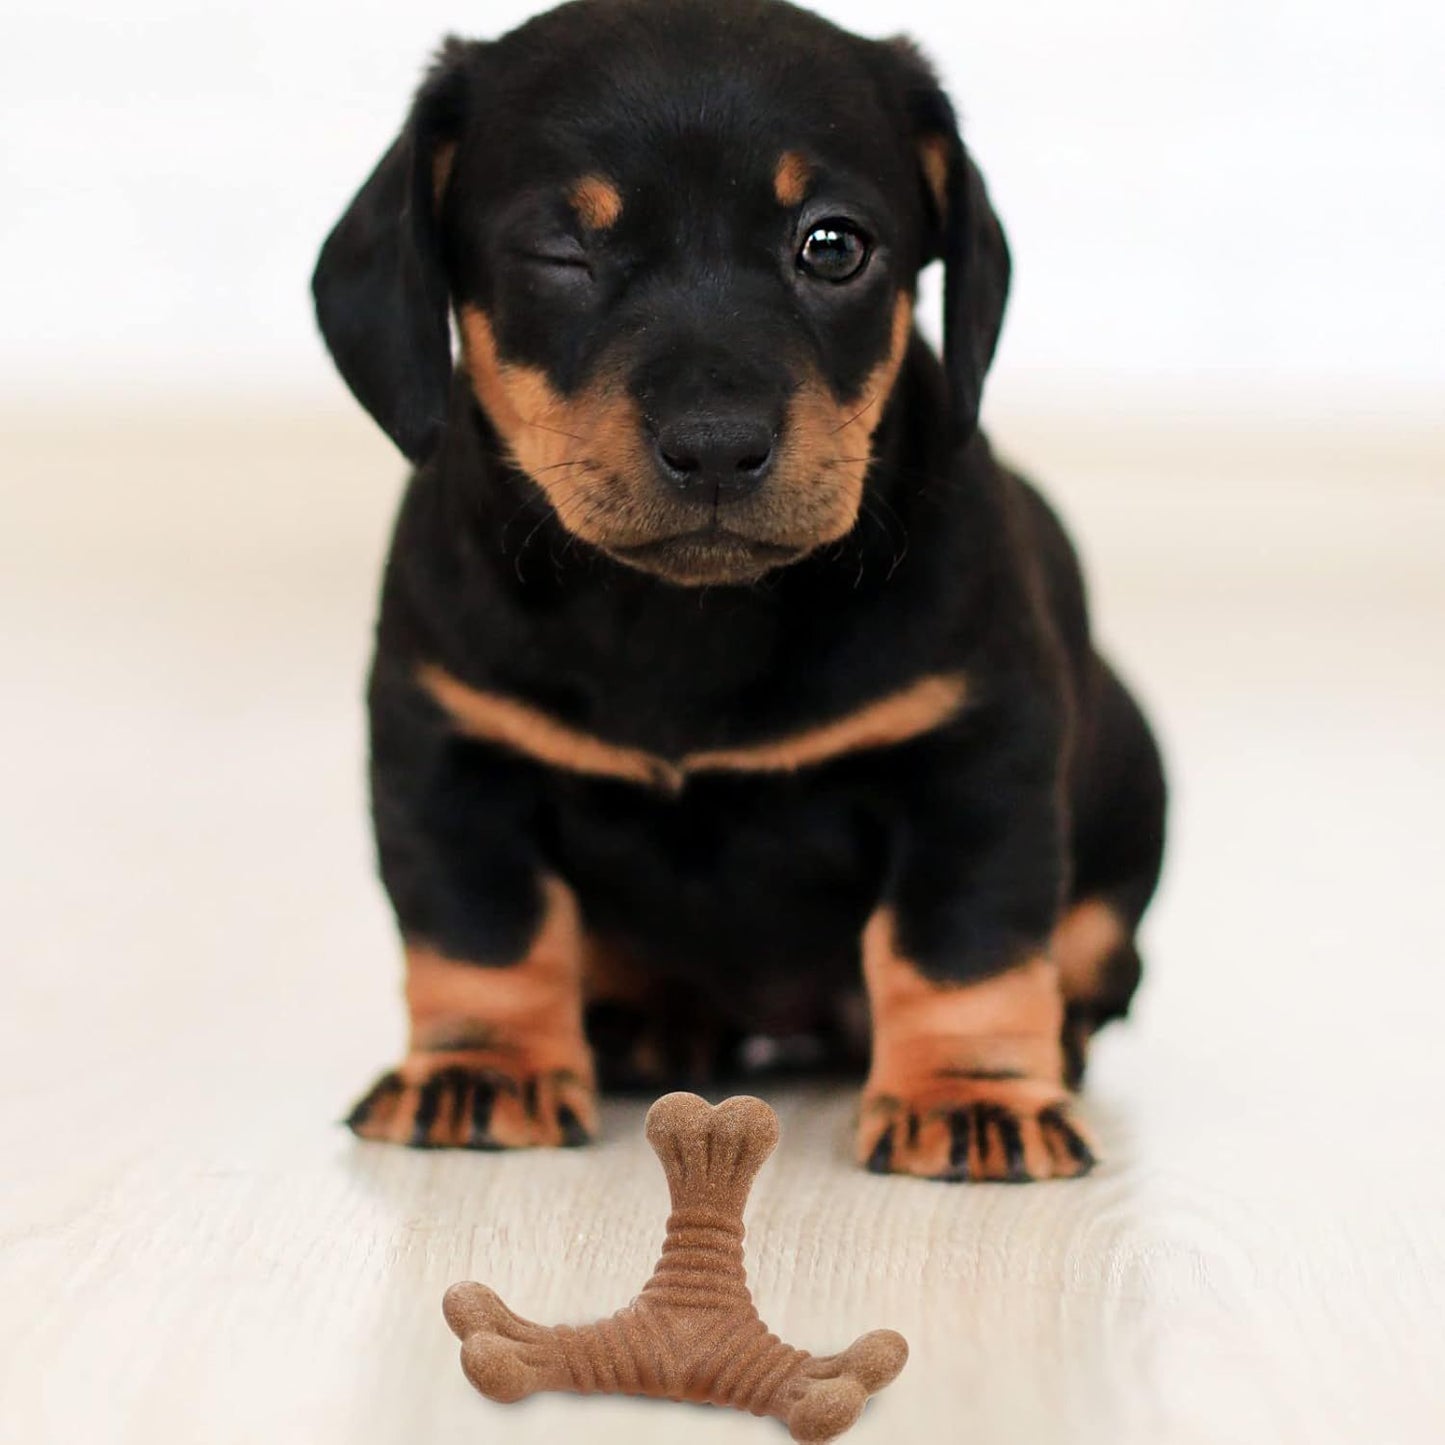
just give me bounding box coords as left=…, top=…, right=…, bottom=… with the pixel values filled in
left=346, top=1056, right=597, bottom=1150
left=856, top=1075, right=1095, bottom=1182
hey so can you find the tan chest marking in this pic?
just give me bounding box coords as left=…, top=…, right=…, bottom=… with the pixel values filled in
left=418, top=664, right=681, bottom=790
left=418, top=665, right=967, bottom=790
left=684, top=674, right=967, bottom=776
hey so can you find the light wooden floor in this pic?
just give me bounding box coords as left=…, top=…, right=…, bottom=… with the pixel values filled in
left=2, top=408, right=1442, bottom=1444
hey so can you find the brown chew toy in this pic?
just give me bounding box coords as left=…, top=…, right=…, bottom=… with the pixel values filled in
left=443, top=1093, right=909, bottom=1442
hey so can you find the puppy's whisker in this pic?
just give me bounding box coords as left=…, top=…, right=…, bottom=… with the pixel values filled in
left=868, top=488, right=907, bottom=537
left=860, top=492, right=907, bottom=550
left=502, top=489, right=549, bottom=527
left=529, top=457, right=599, bottom=477
left=505, top=460, right=613, bottom=567
left=856, top=490, right=911, bottom=580
left=547, top=489, right=616, bottom=550
left=499, top=486, right=558, bottom=554
left=518, top=498, right=568, bottom=560
left=831, top=390, right=883, bottom=435
left=518, top=415, right=589, bottom=444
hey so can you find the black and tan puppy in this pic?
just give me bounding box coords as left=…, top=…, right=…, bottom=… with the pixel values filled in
left=314, top=0, right=1166, bottom=1181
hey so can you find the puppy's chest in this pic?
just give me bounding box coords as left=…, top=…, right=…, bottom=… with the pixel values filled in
left=522, top=591, right=801, bottom=751
left=431, top=578, right=968, bottom=788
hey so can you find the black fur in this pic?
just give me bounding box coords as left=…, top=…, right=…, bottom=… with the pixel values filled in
left=314, top=0, right=1166, bottom=1083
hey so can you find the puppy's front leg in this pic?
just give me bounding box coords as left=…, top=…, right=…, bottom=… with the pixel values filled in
left=856, top=711, right=1094, bottom=1182
left=347, top=672, right=596, bottom=1150
left=348, top=877, right=597, bottom=1150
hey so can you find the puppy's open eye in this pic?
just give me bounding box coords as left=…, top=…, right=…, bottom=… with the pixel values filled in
left=797, top=222, right=871, bottom=283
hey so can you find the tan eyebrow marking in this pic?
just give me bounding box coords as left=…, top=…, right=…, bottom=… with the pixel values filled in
left=773, top=151, right=813, bottom=208
left=418, top=666, right=968, bottom=790
left=569, top=174, right=623, bottom=230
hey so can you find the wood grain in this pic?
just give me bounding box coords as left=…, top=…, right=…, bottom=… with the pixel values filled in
left=1, top=411, right=1442, bottom=1444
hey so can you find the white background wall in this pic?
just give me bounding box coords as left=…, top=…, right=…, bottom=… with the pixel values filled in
left=3, top=0, right=1442, bottom=418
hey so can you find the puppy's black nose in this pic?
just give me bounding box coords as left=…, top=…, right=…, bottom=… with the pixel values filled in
left=652, top=410, right=778, bottom=502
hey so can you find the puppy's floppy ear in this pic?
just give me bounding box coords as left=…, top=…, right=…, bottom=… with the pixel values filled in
left=311, top=41, right=475, bottom=464
left=882, top=39, right=1011, bottom=444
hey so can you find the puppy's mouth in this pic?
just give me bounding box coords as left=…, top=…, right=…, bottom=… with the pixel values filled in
left=607, top=527, right=805, bottom=586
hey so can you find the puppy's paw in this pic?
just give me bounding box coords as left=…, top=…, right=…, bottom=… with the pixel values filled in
left=856, top=1076, right=1095, bottom=1182
left=346, top=1057, right=597, bottom=1150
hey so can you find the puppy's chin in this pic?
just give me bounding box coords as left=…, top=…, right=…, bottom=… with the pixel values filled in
left=605, top=530, right=806, bottom=587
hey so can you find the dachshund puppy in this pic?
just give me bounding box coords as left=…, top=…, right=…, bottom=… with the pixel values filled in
left=314, top=0, right=1166, bottom=1181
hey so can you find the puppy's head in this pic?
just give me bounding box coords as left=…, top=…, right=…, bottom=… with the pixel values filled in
left=313, top=0, right=1009, bottom=585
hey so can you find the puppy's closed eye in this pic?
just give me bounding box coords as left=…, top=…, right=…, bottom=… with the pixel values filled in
left=517, top=235, right=593, bottom=273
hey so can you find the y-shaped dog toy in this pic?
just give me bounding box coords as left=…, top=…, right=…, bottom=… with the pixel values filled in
left=443, top=1093, right=908, bottom=1442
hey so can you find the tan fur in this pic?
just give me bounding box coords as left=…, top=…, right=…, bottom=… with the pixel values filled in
left=686, top=673, right=967, bottom=775
left=1052, top=898, right=1127, bottom=1005
left=418, top=664, right=967, bottom=788
left=772, top=150, right=813, bottom=207
left=432, top=142, right=457, bottom=207
left=404, top=878, right=588, bottom=1064
left=857, top=908, right=1094, bottom=1180
left=569, top=174, right=623, bottom=230
left=764, top=293, right=915, bottom=547
left=459, top=293, right=914, bottom=580
left=349, top=878, right=597, bottom=1149
left=917, top=136, right=950, bottom=221
left=579, top=938, right=677, bottom=1083
left=417, top=662, right=682, bottom=791
left=862, top=910, right=1065, bottom=1087
left=580, top=936, right=651, bottom=1006
left=458, top=307, right=658, bottom=544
